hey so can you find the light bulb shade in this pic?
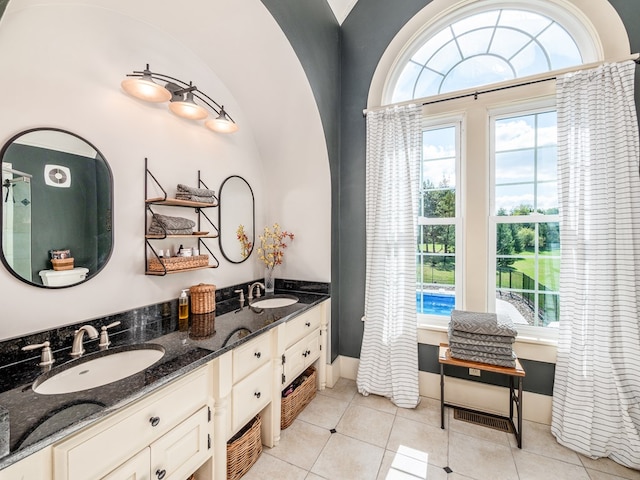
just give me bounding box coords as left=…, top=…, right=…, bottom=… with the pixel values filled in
left=168, top=92, right=208, bottom=120
left=121, top=75, right=171, bottom=103
left=205, top=114, right=239, bottom=133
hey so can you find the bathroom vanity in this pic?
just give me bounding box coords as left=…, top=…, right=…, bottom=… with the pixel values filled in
left=0, top=282, right=329, bottom=480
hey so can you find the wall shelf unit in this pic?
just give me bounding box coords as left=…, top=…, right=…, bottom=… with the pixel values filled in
left=144, top=158, right=220, bottom=276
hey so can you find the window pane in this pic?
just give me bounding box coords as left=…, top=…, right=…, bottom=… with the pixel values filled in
left=495, top=184, right=534, bottom=214
left=495, top=222, right=560, bottom=328
left=390, top=7, right=583, bottom=102
left=418, top=124, right=458, bottom=316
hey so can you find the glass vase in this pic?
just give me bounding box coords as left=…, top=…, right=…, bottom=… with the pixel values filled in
left=264, top=266, right=275, bottom=293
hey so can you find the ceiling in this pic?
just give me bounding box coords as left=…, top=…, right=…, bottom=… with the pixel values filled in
left=326, top=0, right=357, bottom=23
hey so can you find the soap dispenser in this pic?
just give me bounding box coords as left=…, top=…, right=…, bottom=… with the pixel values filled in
left=179, top=289, right=189, bottom=332
left=179, top=289, right=189, bottom=320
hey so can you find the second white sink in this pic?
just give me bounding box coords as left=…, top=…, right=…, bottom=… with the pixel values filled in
left=33, top=345, right=165, bottom=395
left=250, top=294, right=299, bottom=309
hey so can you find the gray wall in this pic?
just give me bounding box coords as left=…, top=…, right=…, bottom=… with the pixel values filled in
left=261, top=0, right=640, bottom=395
left=260, top=0, right=342, bottom=360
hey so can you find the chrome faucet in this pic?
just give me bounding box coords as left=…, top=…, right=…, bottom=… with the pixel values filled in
left=234, top=289, right=245, bottom=312
left=70, top=325, right=99, bottom=358
left=248, top=282, right=265, bottom=301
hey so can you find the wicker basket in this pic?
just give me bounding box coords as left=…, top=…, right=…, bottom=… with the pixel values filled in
left=190, top=283, right=216, bottom=313
left=227, top=415, right=262, bottom=480
left=147, top=254, right=209, bottom=272
left=281, top=366, right=317, bottom=429
left=189, top=311, right=215, bottom=339
left=51, top=258, right=74, bottom=271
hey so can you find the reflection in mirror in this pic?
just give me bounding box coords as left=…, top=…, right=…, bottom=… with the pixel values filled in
left=218, top=175, right=254, bottom=264
left=0, top=128, right=113, bottom=288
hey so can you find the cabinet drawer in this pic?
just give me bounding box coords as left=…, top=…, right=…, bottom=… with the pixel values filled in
left=284, top=330, right=320, bottom=386
left=285, top=308, right=321, bottom=348
left=54, top=368, right=209, bottom=480
left=150, top=406, right=211, bottom=480
left=232, top=333, right=271, bottom=384
left=232, top=361, right=272, bottom=432
left=102, top=449, right=149, bottom=480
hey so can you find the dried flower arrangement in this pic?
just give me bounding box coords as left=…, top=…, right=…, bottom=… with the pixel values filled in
left=257, top=223, right=294, bottom=269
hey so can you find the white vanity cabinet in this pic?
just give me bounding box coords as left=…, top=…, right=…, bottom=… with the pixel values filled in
left=52, top=364, right=213, bottom=480
left=0, top=446, right=52, bottom=480
left=281, top=305, right=324, bottom=387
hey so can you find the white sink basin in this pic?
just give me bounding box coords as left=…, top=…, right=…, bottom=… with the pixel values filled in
left=33, top=345, right=165, bottom=395
left=250, top=295, right=299, bottom=309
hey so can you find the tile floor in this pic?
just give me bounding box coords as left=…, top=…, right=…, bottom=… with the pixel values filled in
left=242, top=378, right=640, bottom=480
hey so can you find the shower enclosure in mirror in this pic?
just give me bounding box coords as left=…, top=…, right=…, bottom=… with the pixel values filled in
left=218, top=175, right=254, bottom=263
left=0, top=128, right=113, bottom=288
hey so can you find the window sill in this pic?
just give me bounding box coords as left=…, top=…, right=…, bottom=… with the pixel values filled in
left=417, top=317, right=558, bottom=363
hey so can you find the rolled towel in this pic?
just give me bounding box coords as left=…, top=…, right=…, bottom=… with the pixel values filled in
left=151, top=214, right=195, bottom=230
left=449, top=310, right=518, bottom=337
left=177, top=184, right=216, bottom=197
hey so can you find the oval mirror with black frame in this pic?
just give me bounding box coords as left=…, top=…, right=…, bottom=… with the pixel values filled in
left=0, top=128, right=113, bottom=288
left=218, top=175, right=254, bottom=264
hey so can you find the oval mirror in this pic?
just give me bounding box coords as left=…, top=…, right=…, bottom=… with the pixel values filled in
left=0, top=128, right=113, bottom=288
left=218, top=175, right=254, bottom=264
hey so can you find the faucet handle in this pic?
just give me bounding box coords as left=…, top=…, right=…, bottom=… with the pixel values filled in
left=99, top=321, right=121, bottom=350
left=234, top=289, right=245, bottom=303
left=22, top=341, right=55, bottom=367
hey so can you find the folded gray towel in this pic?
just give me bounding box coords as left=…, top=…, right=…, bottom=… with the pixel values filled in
left=449, top=341, right=514, bottom=356
left=449, top=350, right=516, bottom=368
left=151, top=214, right=195, bottom=230
left=175, top=193, right=216, bottom=204
left=148, top=225, right=194, bottom=235
left=449, top=310, right=518, bottom=337
left=448, top=329, right=516, bottom=344
left=177, top=184, right=216, bottom=197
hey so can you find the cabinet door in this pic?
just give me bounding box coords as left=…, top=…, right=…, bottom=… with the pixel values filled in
left=0, top=447, right=52, bottom=480
left=102, top=449, right=150, bottom=480
left=283, top=330, right=320, bottom=386
left=150, top=406, right=210, bottom=480
left=232, top=361, right=272, bottom=432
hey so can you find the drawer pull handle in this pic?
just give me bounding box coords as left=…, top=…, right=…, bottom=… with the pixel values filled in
left=305, top=322, right=311, bottom=327
left=156, top=469, right=167, bottom=479
left=254, top=352, right=261, bottom=359
left=303, top=350, right=311, bottom=357
left=254, top=391, right=261, bottom=399
left=149, top=416, right=160, bottom=427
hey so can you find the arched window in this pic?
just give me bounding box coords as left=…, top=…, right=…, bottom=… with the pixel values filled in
left=390, top=8, right=584, bottom=103
left=374, top=0, right=630, bottom=334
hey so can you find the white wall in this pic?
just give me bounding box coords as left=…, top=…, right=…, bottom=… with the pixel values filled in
left=0, top=0, right=331, bottom=340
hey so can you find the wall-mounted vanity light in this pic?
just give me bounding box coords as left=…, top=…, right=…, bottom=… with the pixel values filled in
left=121, top=64, right=239, bottom=134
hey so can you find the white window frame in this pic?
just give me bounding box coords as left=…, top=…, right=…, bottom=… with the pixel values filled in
left=417, top=115, right=464, bottom=328
left=488, top=98, right=560, bottom=341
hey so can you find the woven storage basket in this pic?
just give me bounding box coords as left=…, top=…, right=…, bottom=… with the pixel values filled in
left=227, top=415, right=262, bottom=480
left=189, top=311, right=215, bottom=339
left=51, top=258, right=74, bottom=271
left=190, top=283, right=216, bottom=313
left=147, top=254, right=208, bottom=272
left=281, top=366, right=317, bottom=429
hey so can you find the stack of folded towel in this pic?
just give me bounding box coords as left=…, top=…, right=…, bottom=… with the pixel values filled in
left=148, top=213, right=196, bottom=235
left=448, top=310, right=518, bottom=368
left=176, top=184, right=216, bottom=204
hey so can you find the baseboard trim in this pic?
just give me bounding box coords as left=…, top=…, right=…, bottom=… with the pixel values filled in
left=329, top=355, right=552, bottom=424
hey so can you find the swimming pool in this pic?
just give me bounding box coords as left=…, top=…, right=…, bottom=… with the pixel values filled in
left=416, top=291, right=455, bottom=316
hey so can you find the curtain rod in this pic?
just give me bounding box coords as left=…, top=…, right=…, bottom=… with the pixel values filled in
left=363, top=53, right=640, bottom=116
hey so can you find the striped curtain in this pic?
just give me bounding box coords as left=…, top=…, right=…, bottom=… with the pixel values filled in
left=356, top=104, right=421, bottom=409
left=551, top=61, right=640, bottom=469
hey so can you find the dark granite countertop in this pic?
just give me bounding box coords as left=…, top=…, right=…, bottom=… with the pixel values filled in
left=0, top=283, right=329, bottom=470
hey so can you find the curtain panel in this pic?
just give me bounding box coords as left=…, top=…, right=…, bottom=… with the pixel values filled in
left=551, top=60, right=640, bottom=469
left=356, top=104, right=421, bottom=409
